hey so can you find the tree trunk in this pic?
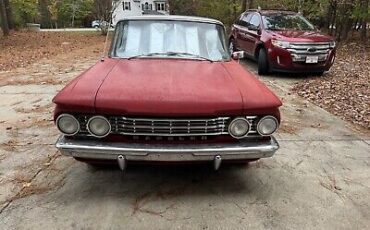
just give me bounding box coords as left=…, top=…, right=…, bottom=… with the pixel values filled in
left=0, top=0, right=9, bottom=36
left=340, top=0, right=355, bottom=41
left=360, top=0, right=369, bottom=40
left=241, top=0, right=254, bottom=13
left=3, top=0, right=13, bottom=29
left=360, top=19, right=367, bottom=40
left=38, top=0, right=52, bottom=28
left=247, top=0, right=253, bottom=9
left=241, top=0, right=246, bottom=12
left=329, top=0, right=338, bottom=36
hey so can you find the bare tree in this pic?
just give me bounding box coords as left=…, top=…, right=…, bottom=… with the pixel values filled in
left=241, top=0, right=254, bottom=12
left=0, top=0, right=9, bottom=36
left=38, top=0, right=52, bottom=28
left=71, top=0, right=78, bottom=27
left=360, top=0, right=369, bottom=40
left=4, top=0, right=13, bottom=29
left=94, top=0, right=114, bottom=22
left=93, top=0, right=113, bottom=35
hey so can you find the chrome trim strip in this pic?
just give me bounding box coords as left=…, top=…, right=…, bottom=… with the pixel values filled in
left=119, top=117, right=230, bottom=122
left=117, top=15, right=224, bottom=26
left=56, top=135, right=279, bottom=161
left=114, top=131, right=230, bottom=137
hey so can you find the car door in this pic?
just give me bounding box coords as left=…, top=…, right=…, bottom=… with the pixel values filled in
left=243, top=13, right=262, bottom=55
left=233, top=13, right=252, bottom=54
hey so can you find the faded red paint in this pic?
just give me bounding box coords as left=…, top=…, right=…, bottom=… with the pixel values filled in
left=53, top=58, right=282, bottom=120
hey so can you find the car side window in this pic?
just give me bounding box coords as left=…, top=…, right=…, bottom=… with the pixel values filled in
left=249, top=14, right=261, bottom=28
left=237, top=13, right=252, bottom=28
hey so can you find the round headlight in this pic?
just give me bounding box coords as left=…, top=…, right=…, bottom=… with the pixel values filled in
left=257, top=116, right=279, bottom=136
left=56, top=114, right=80, bottom=136
left=228, top=117, right=250, bottom=139
left=87, top=116, right=111, bottom=138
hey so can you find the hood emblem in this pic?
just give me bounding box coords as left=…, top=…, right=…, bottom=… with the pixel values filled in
left=307, top=47, right=317, bottom=53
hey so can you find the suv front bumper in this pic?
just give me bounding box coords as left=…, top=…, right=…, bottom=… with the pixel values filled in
left=268, top=47, right=336, bottom=73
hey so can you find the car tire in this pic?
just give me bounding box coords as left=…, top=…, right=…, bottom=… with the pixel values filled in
left=316, top=71, right=325, bottom=76
left=94, top=25, right=99, bottom=29
left=258, top=48, right=269, bottom=75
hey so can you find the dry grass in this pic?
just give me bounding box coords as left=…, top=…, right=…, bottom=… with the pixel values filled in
left=0, top=31, right=105, bottom=71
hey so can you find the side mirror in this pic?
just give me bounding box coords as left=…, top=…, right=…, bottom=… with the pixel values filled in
left=248, top=24, right=259, bottom=31
left=232, top=51, right=246, bottom=60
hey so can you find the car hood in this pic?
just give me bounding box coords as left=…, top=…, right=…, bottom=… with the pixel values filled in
left=95, top=59, right=281, bottom=116
left=53, top=58, right=119, bottom=114
left=269, top=30, right=333, bottom=42
left=54, top=58, right=282, bottom=117
left=95, top=59, right=245, bottom=116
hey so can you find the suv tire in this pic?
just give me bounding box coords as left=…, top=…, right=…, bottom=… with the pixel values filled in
left=258, top=48, right=269, bottom=75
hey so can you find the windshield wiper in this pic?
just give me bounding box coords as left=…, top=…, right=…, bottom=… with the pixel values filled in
left=165, top=52, right=214, bottom=62
left=127, top=52, right=167, bottom=60
left=127, top=52, right=214, bottom=62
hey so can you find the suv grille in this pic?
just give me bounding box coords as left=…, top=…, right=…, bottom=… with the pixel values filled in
left=287, top=42, right=331, bottom=62
left=76, top=116, right=259, bottom=137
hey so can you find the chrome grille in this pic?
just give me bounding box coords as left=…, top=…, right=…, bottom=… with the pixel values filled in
left=111, top=117, right=230, bottom=136
left=287, top=42, right=331, bottom=62
left=77, top=116, right=259, bottom=137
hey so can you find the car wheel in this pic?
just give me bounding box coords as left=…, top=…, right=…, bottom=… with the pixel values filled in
left=229, top=39, right=236, bottom=54
left=258, top=48, right=269, bottom=75
left=94, top=25, right=99, bottom=29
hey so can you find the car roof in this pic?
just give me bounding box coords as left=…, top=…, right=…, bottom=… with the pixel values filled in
left=116, top=15, right=224, bottom=26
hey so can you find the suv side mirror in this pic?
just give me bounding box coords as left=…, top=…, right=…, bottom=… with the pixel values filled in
left=248, top=24, right=259, bottom=31
left=232, top=51, right=246, bottom=60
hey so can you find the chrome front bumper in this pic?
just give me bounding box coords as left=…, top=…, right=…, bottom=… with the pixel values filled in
left=56, top=135, right=279, bottom=162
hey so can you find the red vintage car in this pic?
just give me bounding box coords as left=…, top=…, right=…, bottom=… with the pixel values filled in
left=53, top=16, right=282, bottom=171
left=229, top=9, right=336, bottom=75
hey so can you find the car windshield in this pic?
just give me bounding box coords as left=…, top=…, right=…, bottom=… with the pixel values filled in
left=262, top=14, right=315, bottom=31
left=111, top=20, right=230, bottom=61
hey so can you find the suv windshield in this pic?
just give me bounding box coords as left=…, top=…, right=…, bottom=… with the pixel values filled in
left=111, top=20, right=230, bottom=61
left=262, top=14, right=315, bottom=31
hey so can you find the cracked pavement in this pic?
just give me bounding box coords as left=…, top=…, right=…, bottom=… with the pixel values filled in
left=0, top=57, right=369, bottom=230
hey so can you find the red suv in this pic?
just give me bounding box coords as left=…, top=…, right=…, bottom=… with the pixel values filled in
left=229, top=10, right=336, bottom=75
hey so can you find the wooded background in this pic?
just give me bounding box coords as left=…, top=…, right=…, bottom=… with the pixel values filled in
left=1, top=0, right=369, bottom=41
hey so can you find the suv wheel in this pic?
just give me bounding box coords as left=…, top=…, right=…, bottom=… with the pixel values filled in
left=258, top=48, right=269, bottom=75
left=316, top=71, right=325, bottom=76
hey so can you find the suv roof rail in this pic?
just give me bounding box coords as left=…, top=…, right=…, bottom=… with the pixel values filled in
left=245, top=8, right=297, bottom=14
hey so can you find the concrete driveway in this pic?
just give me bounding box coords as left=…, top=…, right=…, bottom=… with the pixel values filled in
left=0, top=57, right=369, bottom=230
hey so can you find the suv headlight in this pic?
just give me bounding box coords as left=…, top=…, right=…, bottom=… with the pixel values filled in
left=228, top=117, right=251, bottom=139
left=257, top=116, right=279, bottom=136
left=87, top=116, right=111, bottom=138
left=56, top=114, right=80, bottom=136
left=329, top=41, right=336, bottom=48
left=271, top=39, right=291, bottom=49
